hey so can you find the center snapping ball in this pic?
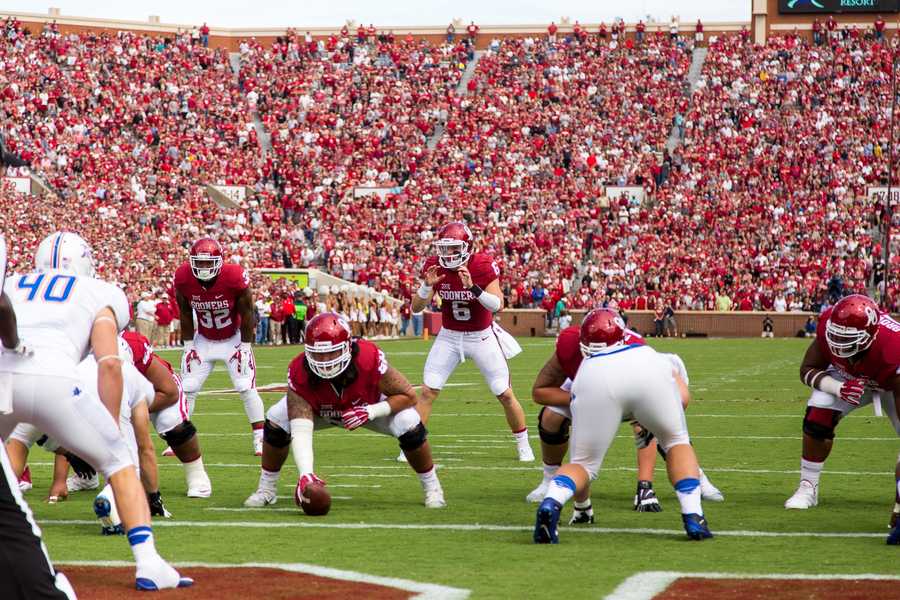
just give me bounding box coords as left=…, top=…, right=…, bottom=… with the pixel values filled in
left=296, top=481, right=331, bottom=516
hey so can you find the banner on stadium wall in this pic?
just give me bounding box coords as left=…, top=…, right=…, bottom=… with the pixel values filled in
left=779, top=0, right=899, bottom=14
left=604, top=186, right=645, bottom=205
left=867, top=187, right=900, bottom=206
left=263, top=271, right=310, bottom=288
left=4, top=177, right=30, bottom=194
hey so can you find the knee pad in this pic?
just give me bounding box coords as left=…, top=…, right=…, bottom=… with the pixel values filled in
left=803, top=407, right=841, bottom=440
left=263, top=419, right=292, bottom=448
left=160, top=420, right=197, bottom=448
left=537, top=407, right=570, bottom=445
left=398, top=423, right=428, bottom=452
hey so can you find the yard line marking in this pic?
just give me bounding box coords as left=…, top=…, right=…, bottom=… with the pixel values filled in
left=184, top=432, right=899, bottom=442
left=57, top=560, right=470, bottom=600
left=41, top=520, right=889, bottom=539
left=605, top=572, right=900, bottom=600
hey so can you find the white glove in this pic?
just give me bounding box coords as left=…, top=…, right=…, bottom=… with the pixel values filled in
left=182, top=340, right=201, bottom=374
left=238, top=342, right=254, bottom=375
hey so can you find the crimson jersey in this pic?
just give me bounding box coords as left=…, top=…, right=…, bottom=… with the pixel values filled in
left=173, top=262, right=249, bottom=341
left=424, top=252, right=500, bottom=332
left=555, top=325, right=646, bottom=379
left=816, top=308, right=900, bottom=390
left=287, top=339, right=388, bottom=421
left=122, top=330, right=174, bottom=376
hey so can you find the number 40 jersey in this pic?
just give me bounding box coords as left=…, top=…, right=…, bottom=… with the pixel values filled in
left=173, top=262, right=248, bottom=341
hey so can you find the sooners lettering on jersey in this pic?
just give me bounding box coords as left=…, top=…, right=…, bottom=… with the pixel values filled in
left=817, top=308, right=900, bottom=389
left=122, top=330, right=174, bottom=376
left=287, top=339, right=388, bottom=419
left=174, top=262, right=249, bottom=341
left=423, top=252, right=500, bottom=332
left=555, top=325, right=646, bottom=379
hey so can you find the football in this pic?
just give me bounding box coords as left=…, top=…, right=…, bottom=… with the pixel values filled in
left=296, top=482, right=331, bottom=516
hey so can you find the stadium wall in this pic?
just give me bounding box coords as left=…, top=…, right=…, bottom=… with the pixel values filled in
left=760, top=0, right=900, bottom=40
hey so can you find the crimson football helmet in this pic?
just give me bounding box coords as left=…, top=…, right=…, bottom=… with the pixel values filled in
left=825, top=294, right=880, bottom=358
left=189, top=238, right=223, bottom=281
left=305, top=312, right=353, bottom=379
left=579, top=308, right=627, bottom=357
left=433, top=222, right=473, bottom=270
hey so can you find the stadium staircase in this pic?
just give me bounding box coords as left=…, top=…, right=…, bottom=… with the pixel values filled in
left=665, top=46, right=707, bottom=153
left=230, top=52, right=273, bottom=157
left=426, top=50, right=484, bottom=151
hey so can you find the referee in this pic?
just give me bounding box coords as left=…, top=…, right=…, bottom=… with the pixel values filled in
left=0, top=144, right=77, bottom=599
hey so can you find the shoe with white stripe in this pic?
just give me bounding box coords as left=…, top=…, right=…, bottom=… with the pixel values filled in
left=243, top=488, right=277, bottom=508
left=186, top=472, right=212, bottom=499
left=67, top=473, right=99, bottom=492
left=526, top=480, right=550, bottom=503
left=424, top=487, right=446, bottom=509
left=784, top=480, right=818, bottom=509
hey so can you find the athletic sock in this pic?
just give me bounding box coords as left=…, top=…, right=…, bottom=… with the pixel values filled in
left=800, top=458, right=824, bottom=487
left=127, top=526, right=160, bottom=566
left=573, top=499, right=592, bottom=511
left=184, top=456, right=207, bottom=486
left=416, top=466, right=440, bottom=491
left=545, top=475, right=576, bottom=505
left=674, top=478, right=703, bottom=516
left=542, top=463, right=560, bottom=483
left=698, top=468, right=712, bottom=487
left=512, top=427, right=529, bottom=448
left=259, top=468, right=281, bottom=492
left=252, top=427, right=263, bottom=445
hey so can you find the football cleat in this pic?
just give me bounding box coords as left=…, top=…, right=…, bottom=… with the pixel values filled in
left=148, top=492, right=172, bottom=518
left=526, top=480, right=550, bottom=503
left=18, top=466, right=32, bottom=492
left=569, top=505, right=594, bottom=524
left=135, top=560, right=194, bottom=591
left=424, top=487, right=447, bottom=508
left=517, top=445, right=535, bottom=462
left=533, top=498, right=562, bottom=544
left=187, top=472, right=212, bottom=499
left=243, top=488, right=277, bottom=508
left=67, top=473, right=100, bottom=492
left=682, top=513, right=713, bottom=540
left=888, top=525, right=900, bottom=546
left=396, top=451, right=408, bottom=463
left=699, top=470, right=724, bottom=502
left=161, top=446, right=175, bottom=457
left=785, top=480, right=818, bottom=510
left=634, top=481, right=663, bottom=512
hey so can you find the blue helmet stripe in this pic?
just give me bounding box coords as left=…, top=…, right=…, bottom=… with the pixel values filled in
left=51, top=232, right=63, bottom=268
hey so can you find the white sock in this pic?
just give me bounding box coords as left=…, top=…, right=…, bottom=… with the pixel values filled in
left=513, top=428, right=529, bottom=447
left=545, top=475, right=576, bottom=505
left=184, top=456, right=207, bottom=485
left=800, top=458, right=824, bottom=487
left=542, top=463, right=559, bottom=483
left=259, top=468, right=281, bottom=492
left=675, top=478, right=703, bottom=515
left=127, top=526, right=160, bottom=567
left=253, top=428, right=263, bottom=444
left=416, top=466, right=441, bottom=491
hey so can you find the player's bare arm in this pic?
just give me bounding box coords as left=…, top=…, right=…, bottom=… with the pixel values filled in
left=176, top=290, right=195, bottom=342
left=532, top=353, right=572, bottom=407
left=286, top=388, right=315, bottom=421
left=145, top=358, right=179, bottom=412
left=411, top=265, right=441, bottom=313
left=235, top=288, right=257, bottom=344
left=133, top=401, right=159, bottom=494
left=378, top=365, right=417, bottom=413
left=799, top=339, right=831, bottom=387
left=91, top=306, right=124, bottom=421
left=0, top=291, right=21, bottom=350
left=798, top=338, right=855, bottom=399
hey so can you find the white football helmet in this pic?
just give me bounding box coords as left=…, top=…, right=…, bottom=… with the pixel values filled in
left=34, top=232, right=95, bottom=277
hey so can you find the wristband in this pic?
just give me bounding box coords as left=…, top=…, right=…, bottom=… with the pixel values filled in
left=469, top=284, right=483, bottom=297
left=417, top=283, right=433, bottom=300
left=366, top=400, right=392, bottom=421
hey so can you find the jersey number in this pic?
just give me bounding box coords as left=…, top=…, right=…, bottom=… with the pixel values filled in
left=451, top=301, right=471, bottom=321
left=17, top=273, right=76, bottom=303
left=196, top=307, right=232, bottom=330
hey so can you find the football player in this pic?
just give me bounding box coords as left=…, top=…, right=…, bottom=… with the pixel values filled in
left=533, top=309, right=713, bottom=543
left=244, top=312, right=446, bottom=509
left=786, top=295, right=900, bottom=544
left=175, top=238, right=265, bottom=455
left=411, top=222, right=532, bottom=461
left=0, top=231, right=190, bottom=589
left=528, top=308, right=722, bottom=522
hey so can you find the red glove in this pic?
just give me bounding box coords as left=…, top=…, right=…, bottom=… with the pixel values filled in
left=839, top=378, right=866, bottom=406
left=341, top=407, right=370, bottom=430
left=294, top=473, right=325, bottom=503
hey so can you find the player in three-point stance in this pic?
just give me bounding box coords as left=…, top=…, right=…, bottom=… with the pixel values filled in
left=786, top=294, right=900, bottom=545
left=411, top=222, right=533, bottom=461
left=533, top=309, right=713, bottom=543
left=175, top=237, right=265, bottom=455
left=244, top=312, right=446, bottom=509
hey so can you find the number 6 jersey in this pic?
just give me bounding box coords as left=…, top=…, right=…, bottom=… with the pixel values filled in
left=174, top=261, right=248, bottom=340
left=422, top=252, right=500, bottom=332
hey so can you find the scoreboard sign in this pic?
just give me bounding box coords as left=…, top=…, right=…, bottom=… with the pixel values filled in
left=779, top=0, right=899, bottom=13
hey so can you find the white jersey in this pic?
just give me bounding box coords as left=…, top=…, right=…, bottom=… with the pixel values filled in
left=1, top=270, right=129, bottom=374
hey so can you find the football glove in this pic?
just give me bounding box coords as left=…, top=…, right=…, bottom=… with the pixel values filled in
left=839, top=378, right=866, bottom=406
left=148, top=491, right=172, bottom=518
left=182, top=341, right=201, bottom=374
left=64, top=451, right=96, bottom=480
left=295, top=472, right=326, bottom=504
left=634, top=480, right=663, bottom=512
left=342, top=407, right=370, bottom=430
left=632, top=421, right=655, bottom=449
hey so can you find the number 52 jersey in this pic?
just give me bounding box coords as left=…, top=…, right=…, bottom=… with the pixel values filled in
left=174, top=262, right=248, bottom=341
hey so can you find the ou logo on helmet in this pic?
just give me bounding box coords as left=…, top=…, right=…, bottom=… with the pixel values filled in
left=865, top=306, right=878, bottom=327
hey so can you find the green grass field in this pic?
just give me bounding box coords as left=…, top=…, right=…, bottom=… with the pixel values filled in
left=23, top=337, right=900, bottom=598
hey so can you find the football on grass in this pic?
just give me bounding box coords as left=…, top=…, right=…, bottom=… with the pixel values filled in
left=296, top=482, right=331, bottom=516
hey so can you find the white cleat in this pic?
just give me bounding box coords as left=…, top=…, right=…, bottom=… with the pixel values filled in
left=396, top=451, right=408, bottom=463
left=785, top=480, right=818, bottom=510
left=243, top=488, right=277, bottom=508
left=526, top=480, right=550, bottom=503
left=135, top=559, right=193, bottom=591
left=186, top=472, right=212, bottom=498
left=161, top=446, right=175, bottom=457
left=517, top=445, right=535, bottom=462
left=67, top=473, right=100, bottom=492
left=253, top=438, right=263, bottom=457
left=424, top=488, right=446, bottom=508
left=700, top=476, right=725, bottom=502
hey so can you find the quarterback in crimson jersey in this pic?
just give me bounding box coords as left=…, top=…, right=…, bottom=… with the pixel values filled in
left=174, top=238, right=265, bottom=455
left=411, top=222, right=533, bottom=461
left=120, top=331, right=211, bottom=498
left=243, top=313, right=446, bottom=510
left=528, top=308, right=722, bottom=522
left=788, top=295, right=900, bottom=543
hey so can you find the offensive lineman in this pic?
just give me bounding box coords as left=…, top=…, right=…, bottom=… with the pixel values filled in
left=412, top=222, right=533, bottom=461
left=175, top=237, right=265, bottom=455
left=244, top=313, right=445, bottom=509
left=0, top=231, right=190, bottom=589
left=533, top=309, right=713, bottom=543
left=785, top=294, right=900, bottom=545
